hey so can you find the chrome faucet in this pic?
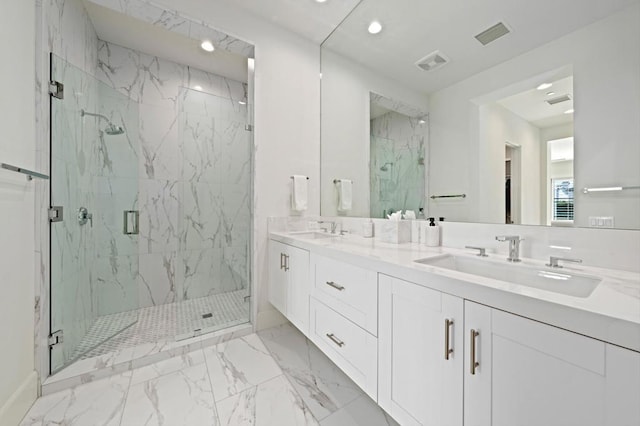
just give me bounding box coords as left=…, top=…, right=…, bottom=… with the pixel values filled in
left=318, top=221, right=337, bottom=234
left=546, top=256, right=582, bottom=268
left=495, top=235, right=523, bottom=262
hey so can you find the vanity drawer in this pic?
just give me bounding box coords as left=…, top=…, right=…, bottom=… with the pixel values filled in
left=309, top=298, right=378, bottom=400
left=312, top=254, right=378, bottom=335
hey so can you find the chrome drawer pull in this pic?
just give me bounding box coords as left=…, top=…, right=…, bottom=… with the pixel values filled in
left=326, top=281, right=345, bottom=291
left=326, top=333, right=345, bottom=347
left=470, top=329, right=480, bottom=375
left=445, top=319, right=454, bottom=360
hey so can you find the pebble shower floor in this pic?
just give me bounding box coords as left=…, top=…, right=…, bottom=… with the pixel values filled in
left=71, top=290, right=249, bottom=360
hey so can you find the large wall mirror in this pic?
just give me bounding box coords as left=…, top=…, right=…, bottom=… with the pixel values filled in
left=320, top=0, right=640, bottom=229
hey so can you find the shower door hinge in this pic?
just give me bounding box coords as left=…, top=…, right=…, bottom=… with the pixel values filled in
left=48, top=330, right=64, bottom=348
left=49, top=81, right=64, bottom=99
left=244, top=124, right=253, bottom=131
left=49, top=206, right=63, bottom=222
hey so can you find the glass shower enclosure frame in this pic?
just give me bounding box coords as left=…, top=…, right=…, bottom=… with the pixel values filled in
left=49, top=53, right=140, bottom=373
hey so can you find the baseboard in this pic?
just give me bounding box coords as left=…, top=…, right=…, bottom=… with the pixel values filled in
left=0, top=371, right=38, bottom=426
left=256, top=308, right=288, bottom=331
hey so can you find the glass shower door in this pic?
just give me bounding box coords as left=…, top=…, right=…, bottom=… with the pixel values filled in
left=50, top=54, right=140, bottom=373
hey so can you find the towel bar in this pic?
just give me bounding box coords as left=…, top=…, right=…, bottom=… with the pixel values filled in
left=1, top=162, right=49, bottom=181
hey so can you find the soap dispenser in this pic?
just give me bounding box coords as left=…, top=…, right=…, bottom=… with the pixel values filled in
left=425, top=217, right=440, bottom=247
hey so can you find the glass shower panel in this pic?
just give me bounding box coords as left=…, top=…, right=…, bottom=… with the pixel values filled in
left=175, top=88, right=251, bottom=340
left=50, top=54, right=139, bottom=373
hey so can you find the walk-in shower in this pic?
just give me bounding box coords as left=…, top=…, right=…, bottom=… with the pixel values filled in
left=49, top=38, right=253, bottom=374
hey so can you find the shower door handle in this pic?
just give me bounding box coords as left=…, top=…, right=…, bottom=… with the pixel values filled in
left=123, top=210, right=139, bottom=235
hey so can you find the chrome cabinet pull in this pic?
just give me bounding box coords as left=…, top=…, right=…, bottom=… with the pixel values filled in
left=280, top=253, right=285, bottom=270
left=470, top=329, right=480, bottom=375
left=326, top=333, right=345, bottom=347
left=445, top=319, right=454, bottom=360
left=284, top=254, right=290, bottom=271
left=326, top=281, right=345, bottom=291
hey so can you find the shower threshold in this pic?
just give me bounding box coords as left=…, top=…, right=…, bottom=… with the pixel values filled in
left=45, top=291, right=251, bottom=394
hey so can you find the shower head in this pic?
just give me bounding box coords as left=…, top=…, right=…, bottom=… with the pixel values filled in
left=81, top=109, right=126, bottom=136
left=380, top=162, right=393, bottom=171
left=104, top=123, right=125, bottom=135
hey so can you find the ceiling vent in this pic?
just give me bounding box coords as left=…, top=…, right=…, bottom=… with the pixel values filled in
left=415, top=50, right=450, bottom=72
left=546, top=94, right=572, bottom=105
left=475, top=22, right=511, bottom=45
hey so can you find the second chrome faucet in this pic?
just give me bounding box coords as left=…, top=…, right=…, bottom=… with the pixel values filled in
left=495, top=235, right=523, bottom=262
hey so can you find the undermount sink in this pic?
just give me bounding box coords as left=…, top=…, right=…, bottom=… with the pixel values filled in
left=415, top=254, right=601, bottom=298
left=288, top=231, right=336, bottom=240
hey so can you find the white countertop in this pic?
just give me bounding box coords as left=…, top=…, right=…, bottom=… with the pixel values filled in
left=270, top=231, right=640, bottom=352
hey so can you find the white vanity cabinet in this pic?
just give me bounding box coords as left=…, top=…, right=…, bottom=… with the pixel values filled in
left=464, top=301, right=640, bottom=426
left=308, top=254, right=379, bottom=399
left=378, top=274, right=464, bottom=426
left=268, top=240, right=310, bottom=334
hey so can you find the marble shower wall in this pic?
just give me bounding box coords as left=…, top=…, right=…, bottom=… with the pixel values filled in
left=96, top=41, right=251, bottom=310
left=370, top=111, right=427, bottom=218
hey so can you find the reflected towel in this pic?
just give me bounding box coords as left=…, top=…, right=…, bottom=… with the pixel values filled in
left=337, top=179, right=353, bottom=212
left=291, top=175, right=308, bottom=211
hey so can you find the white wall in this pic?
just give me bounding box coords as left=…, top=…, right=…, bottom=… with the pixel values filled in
left=429, top=4, right=640, bottom=229
left=154, top=0, right=321, bottom=328
left=478, top=103, right=541, bottom=224
left=321, top=50, right=429, bottom=217
left=0, top=0, right=38, bottom=424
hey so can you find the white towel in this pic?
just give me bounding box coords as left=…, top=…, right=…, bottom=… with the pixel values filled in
left=291, top=175, right=308, bottom=211
left=337, top=179, right=353, bottom=212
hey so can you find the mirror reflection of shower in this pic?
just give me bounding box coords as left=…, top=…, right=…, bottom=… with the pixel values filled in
left=80, top=109, right=125, bottom=135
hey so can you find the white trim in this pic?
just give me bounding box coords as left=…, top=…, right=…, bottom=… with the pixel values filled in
left=0, top=371, right=38, bottom=426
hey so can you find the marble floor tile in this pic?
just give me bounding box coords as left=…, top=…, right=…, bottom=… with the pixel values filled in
left=320, top=394, right=400, bottom=426
left=257, top=324, right=364, bottom=420
left=120, top=363, right=217, bottom=426
left=130, top=348, right=206, bottom=385
left=21, top=372, right=131, bottom=426
left=204, top=333, right=282, bottom=401
left=216, top=375, right=319, bottom=426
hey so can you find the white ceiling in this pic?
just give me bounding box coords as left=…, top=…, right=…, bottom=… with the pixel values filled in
left=498, top=76, right=574, bottom=129
left=322, top=0, right=639, bottom=94
left=83, top=1, right=249, bottom=83
left=549, top=137, right=574, bottom=162
left=221, top=0, right=362, bottom=44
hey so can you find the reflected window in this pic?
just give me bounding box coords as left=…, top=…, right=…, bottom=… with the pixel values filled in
left=552, top=178, right=574, bottom=220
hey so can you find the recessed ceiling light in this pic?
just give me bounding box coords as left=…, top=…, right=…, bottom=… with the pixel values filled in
left=200, top=40, right=215, bottom=52
left=546, top=91, right=555, bottom=96
left=564, top=108, right=574, bottom=114
left=238, top=100, right=247, bottom=105
left=537, top=83, right=552, bottom=90
left=315, top=0, right=327, bottom=3
left=194, top=85, right=203, bottom=91
left=368, top=21, right=382, bottom=34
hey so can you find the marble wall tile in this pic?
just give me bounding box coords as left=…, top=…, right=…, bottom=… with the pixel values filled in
left=138, top=103, right=180, bottom=180
left=138, top=251, right=177, bottom=308
left=180, top=110, right=218, bottom=183
left=179, top=248, right=222, bottom=300
left=138, top=178, right=179, bottom=254
left=181, top=182, right=223, bottom=251
left=95, top=254, right=139, bottom=316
